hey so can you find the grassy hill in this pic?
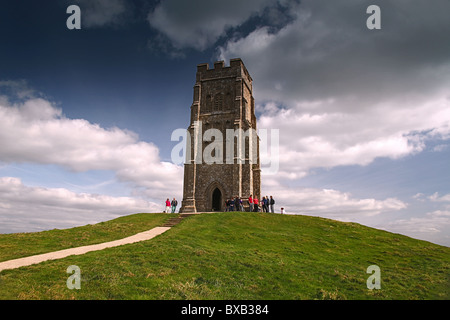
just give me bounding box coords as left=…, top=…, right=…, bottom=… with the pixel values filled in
left=0, top=212, right=448, bottom=300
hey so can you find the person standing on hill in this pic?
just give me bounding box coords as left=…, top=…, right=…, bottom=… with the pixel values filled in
left=235, top=196, right=241, bottom=211
left=165, top=198, right=171, bottom=213
left=269, top=196, right=275, bottom=213
left=229, top=198, right=235, bottom=211
left=248, top=194, right=253, bottom=212
left=253, top=197, right=259, bottom=212
left=171, top=198, right=178, bottom=213
left=261, top=197, right=267, bottom=212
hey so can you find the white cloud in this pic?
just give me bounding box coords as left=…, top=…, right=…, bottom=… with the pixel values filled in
left=0, top=80, right=36, bottom=100
left=412, top=193, right=425, bottom=201
left=0, top=82, right=183, bottom=232
left=0, top=89, right=183, bottom=202
left=429, top=192, right=450, bottom=203
left=380, top=215, right=450, bottom=245
left=262, top=179, right=407, bottom=220
left=433, top=144, right=449, bottom=152
left=428, top=210, right=450, bottom=217
left=373, top=193, right=450, bottom=246
left=258, top=107, right=428, bottom=176
left=0, top=177, right=161, bottom=233
left=382, top=217, right=445, bottom=235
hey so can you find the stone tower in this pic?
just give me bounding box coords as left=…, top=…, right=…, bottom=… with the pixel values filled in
left=180, top=58, right=261, bottom=213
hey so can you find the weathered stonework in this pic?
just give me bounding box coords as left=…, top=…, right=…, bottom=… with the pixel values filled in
left=180, top=58, right=261, bottom=213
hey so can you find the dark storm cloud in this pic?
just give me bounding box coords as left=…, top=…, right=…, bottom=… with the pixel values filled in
left=219, top=0, right=450, bottom=111
left=147, top=0, right=298, bottom=50
left=216, top=0, right=450, bottom=179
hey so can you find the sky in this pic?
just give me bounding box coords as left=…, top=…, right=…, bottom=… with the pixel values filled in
left=0, top=0, right=449, bottom=246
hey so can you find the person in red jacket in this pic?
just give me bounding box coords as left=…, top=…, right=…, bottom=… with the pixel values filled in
left=248, top=194, right=253, bottom=212
left=165, top=198, right=171, bottom=213
left=253, top=197, right=259, bottom=212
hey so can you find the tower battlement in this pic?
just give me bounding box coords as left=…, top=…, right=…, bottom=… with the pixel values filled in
left=196, top=58, right=252, bottom=86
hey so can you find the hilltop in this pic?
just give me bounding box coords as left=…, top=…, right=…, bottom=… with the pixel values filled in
left=0, top=212, right=448, bottom=299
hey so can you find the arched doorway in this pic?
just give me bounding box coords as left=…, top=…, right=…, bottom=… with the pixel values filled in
left=212, top=188, right=222, bottom=211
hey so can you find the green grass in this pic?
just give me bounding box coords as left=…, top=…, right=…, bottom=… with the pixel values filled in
left=0, top=213, right=174, bottom=262
left=0, top=212, right=448, bottom=300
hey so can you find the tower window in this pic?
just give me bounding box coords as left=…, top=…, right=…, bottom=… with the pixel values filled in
left=214, top=94, right=223, bottom=111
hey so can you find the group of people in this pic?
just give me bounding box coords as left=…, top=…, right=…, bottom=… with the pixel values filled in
left=164, top=195, right=284, bottom=214
left=224, top=196, right=244, bottom=212
left=225, top=194, right=276, bottom=213
left=165, top=198, right=178, bottom=213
